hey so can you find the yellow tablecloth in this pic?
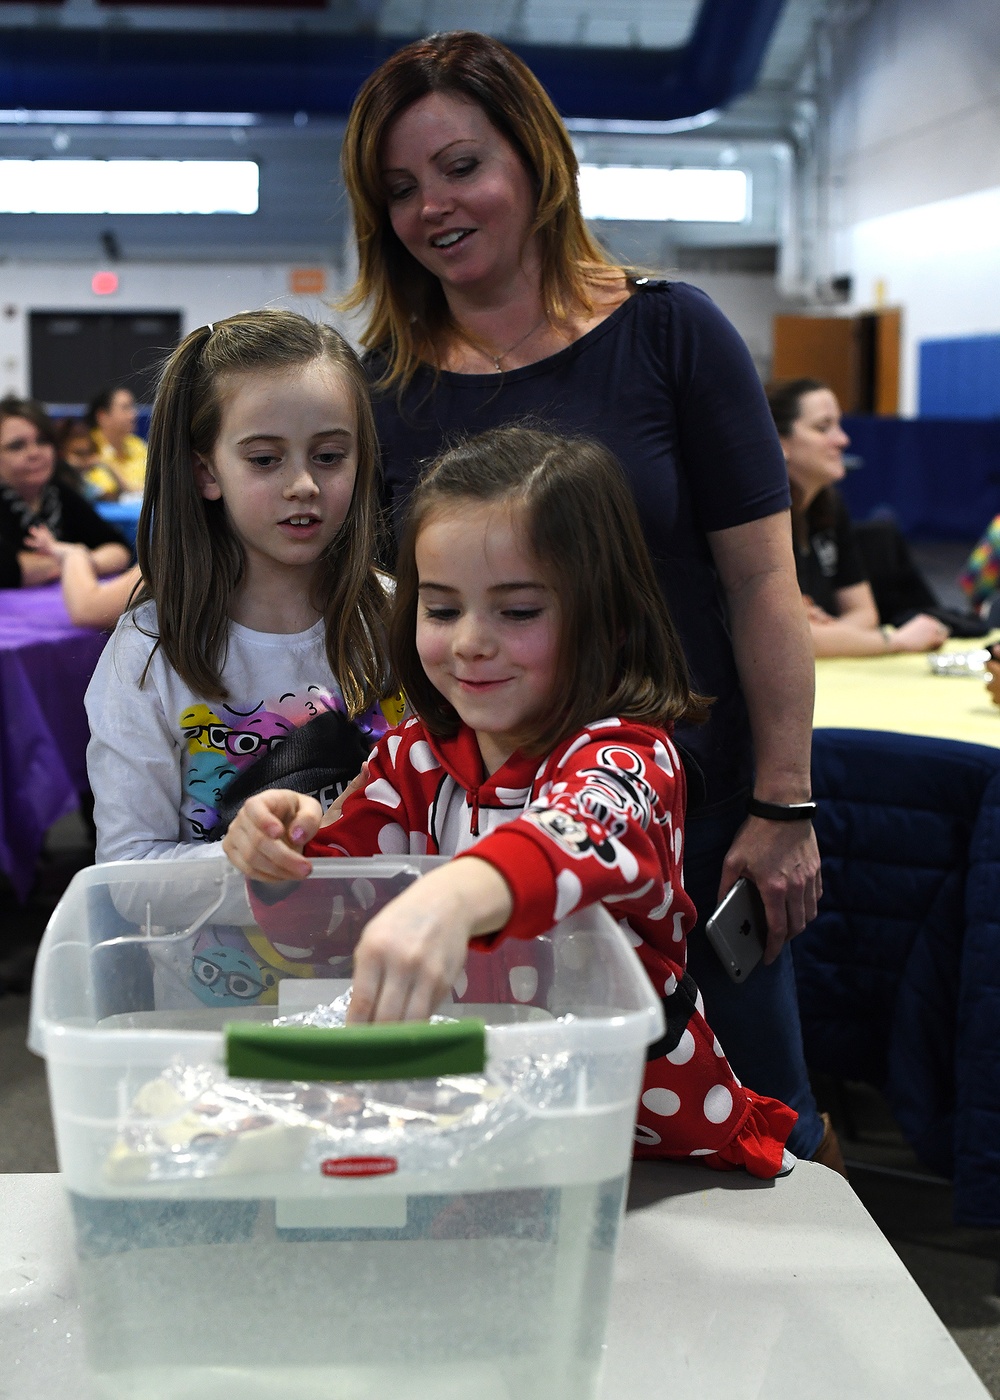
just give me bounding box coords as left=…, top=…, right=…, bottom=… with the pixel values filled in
left=814, top=638, right=1000, bottom=748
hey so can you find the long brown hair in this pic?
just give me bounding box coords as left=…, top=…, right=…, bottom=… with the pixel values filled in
left=341, top=30, right=624, bottom=387
left=390, top=425, right=709, bottom=754
left=766, top=376, right=836, bottom=534
left=133, top=309, right=391, bottom=711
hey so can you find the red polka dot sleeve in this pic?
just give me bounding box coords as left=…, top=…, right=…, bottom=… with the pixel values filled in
left=246, top=717, right=797, bottom=1177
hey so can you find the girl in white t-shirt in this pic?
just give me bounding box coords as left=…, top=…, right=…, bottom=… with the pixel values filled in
left=86, top=310, right=398, bottom=1005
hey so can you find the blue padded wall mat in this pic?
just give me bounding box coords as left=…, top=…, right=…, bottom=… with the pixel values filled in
left=839, top=416, right=1000, bottom=539
left=919, top=336, right=1000, bottom=420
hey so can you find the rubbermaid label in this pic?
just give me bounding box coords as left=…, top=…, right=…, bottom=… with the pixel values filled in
left=321, top=1155, right=398, bottom=1178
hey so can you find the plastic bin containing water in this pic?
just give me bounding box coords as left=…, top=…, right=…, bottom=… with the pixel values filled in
left=29, top=854, right=664, bottom=1399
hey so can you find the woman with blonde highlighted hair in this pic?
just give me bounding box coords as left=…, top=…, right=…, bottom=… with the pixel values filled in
left=342, top=29, right=622, bottom=387
left=339, top=30, right=843, bottom=1171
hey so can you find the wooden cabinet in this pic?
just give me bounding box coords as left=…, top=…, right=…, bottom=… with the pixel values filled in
left=772, top=308, right=900, bottom=414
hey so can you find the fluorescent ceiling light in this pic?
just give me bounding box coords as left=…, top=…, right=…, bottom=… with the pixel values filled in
left=579, top=165, right=749, bottom=222
left=0, top=160, right=259, bottom=214
left=0, top=110, right=259, bottom=127
left=565, top=111, right=720, bottom=135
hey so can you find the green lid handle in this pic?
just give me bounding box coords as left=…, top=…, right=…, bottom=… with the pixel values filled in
left=225, top=1018, right=486, bottom=1082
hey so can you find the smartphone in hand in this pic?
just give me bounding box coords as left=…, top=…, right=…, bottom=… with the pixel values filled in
left=705, top=878, right=767, bottom=983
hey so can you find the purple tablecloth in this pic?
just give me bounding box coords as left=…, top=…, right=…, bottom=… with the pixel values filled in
left=0, top=584, right=109, bottom=901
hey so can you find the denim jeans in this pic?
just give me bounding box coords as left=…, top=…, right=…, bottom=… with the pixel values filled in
left=683, top=801, right=825, bottom=1160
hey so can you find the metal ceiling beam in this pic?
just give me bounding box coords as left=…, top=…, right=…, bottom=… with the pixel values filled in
left=0, top=0, right=788, bottom=122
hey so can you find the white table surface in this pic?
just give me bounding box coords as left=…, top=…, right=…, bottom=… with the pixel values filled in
left=1, top=1163, right=989, bottom=1400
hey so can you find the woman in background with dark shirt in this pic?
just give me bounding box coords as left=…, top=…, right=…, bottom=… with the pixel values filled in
left=0, top=397, right=130, bottom=589
left=768, top=378, right=948, bottom=657
left=340, top=31, right=843, bottom=1166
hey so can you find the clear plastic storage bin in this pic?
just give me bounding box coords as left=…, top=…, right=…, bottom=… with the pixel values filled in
left=29, top=855, right=664, bottom=1400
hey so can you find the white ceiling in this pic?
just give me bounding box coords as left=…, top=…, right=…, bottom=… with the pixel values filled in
left=0, top=0, right=825, bottom=67
left=0, top=1, right=851, bottom=264
left=377, top=0, right=700, bottom=48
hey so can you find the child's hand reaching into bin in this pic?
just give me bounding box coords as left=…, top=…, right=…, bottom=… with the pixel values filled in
left=345, top=858, right=511, bottom=1024
left=224, top=779, right=513, bottom=1023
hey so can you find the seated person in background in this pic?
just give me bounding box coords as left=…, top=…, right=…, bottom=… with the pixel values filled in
left=959, top=515, right=1000, bottom=627
left=767, top=378, right=949, bottom=657
left=0, top=397, right=131, bottom=588
left=88, top=385, right=147, bottom=495
left=55, top=417, right=122, bottom=502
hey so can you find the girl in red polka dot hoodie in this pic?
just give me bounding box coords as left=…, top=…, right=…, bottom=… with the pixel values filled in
left=224, top=426, right=796, bottom=1177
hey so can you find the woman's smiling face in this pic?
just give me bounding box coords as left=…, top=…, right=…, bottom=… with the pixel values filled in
left=381, top=91, right=539, bottom=300
left=782, top=388, right=850, bottom=502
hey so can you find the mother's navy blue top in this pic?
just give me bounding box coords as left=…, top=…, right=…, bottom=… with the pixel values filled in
left=368, top=280, right=791, bottom=812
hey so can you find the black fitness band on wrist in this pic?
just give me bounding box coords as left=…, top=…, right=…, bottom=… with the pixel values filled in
left=747, top=797, right=818, bottom=822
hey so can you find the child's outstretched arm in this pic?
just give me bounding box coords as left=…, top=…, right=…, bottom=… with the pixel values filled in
left=348, top=858, right=512, bottom=1023
left=224, top=763, right=372, bottom=879
left=223, top=791, right=324, bottom=880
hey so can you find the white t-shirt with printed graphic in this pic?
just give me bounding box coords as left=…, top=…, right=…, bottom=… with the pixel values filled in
left=86, top=601, right=386, bottom=864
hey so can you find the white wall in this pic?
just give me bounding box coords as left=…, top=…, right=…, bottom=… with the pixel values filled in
left=827, top=0, right=1000, bottom=413
left=0, top=262, right=353, bottom=401
left=0, top=258, right=787, bottom=397
left=846, top=187, right=1000, bottom=414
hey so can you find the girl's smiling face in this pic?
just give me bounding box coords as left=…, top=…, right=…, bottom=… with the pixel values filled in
left=195, top=359, right=358, bottom=589
left=415, top=500, right=561, bottom=775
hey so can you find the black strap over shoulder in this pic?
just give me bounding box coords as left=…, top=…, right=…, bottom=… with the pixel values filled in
left=214, top=708, right=369, bottom=837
